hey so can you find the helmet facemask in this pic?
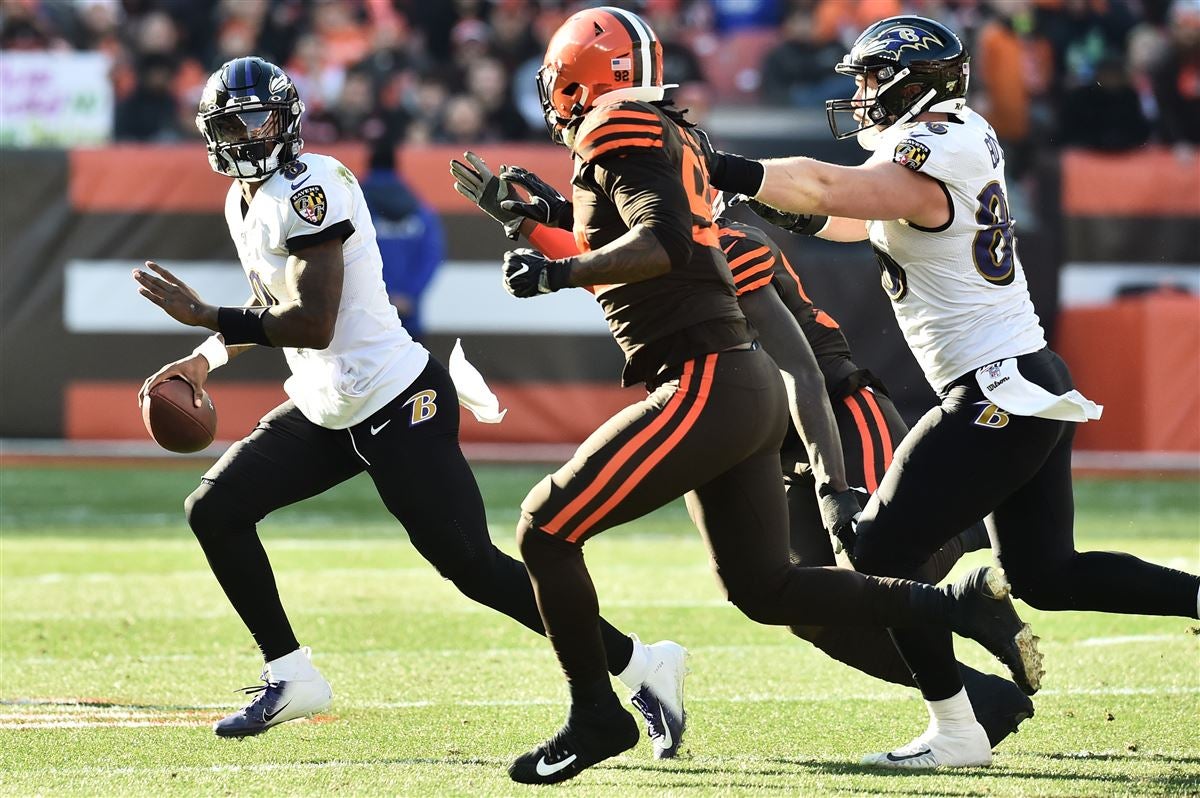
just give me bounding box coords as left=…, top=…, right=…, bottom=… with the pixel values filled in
left=824, top=16, right=970, bottom=151
left=199, top=102, right=302, bottom=180
left=196, top=58, right=305, bottom=181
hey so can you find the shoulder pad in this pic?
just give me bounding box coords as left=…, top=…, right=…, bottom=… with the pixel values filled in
left=572, top=101, right=666, bottom=163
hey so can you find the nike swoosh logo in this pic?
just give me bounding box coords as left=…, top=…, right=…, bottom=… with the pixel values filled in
left=370, top=420, right=391, bottom=436
left=509, top=264, right=529, bottom=279
left=291, top=176, right=311, bottom=190
left=657, top=706, right=673, bottom=750
left=535, top=753, right=577, bottom=777
left=262, top=700, right=292, bottom=723
left=886, top=748, right=932, bottom=762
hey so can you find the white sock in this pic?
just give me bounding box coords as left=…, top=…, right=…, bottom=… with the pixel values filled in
left=615, top=635, right=652, bottom=690
left=266, top=647, right=315, bottom=682
left=924, top=687, right=977, bottom=734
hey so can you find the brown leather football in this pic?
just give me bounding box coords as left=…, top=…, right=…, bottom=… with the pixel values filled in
left=141, top=377, right=217, bottom=453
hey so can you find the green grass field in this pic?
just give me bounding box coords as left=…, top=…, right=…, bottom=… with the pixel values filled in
left=2, top=463, right=1198, bottom=796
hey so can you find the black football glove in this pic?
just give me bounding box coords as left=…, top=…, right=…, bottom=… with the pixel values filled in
left=450, top=151, right=524, bottom=239
left=818, top=486, right=864, bottom=556
left=744, top=198, right=828, bottom=236
left=502, top=248, right=572, bottom=298
left=498, top=166, right=574, bottom=231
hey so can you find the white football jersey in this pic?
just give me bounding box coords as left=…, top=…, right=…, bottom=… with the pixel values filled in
left=223, top=152, right=429, bottom=428
left=863, top=107, right=1047, bottom=391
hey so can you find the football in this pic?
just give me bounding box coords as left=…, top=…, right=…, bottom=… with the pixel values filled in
left=141, top=377, right=217, bottom=453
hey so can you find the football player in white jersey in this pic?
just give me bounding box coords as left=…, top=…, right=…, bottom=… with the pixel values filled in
left=132, top=56, right=688, bottom=745
left=704, top=15, right=1200, bottom=770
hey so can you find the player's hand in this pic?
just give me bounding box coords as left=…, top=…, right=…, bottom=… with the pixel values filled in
left=498, top=166, right=574, bottom=231
left=744, top=198, right=825, bottom=236
left=502, top=248, right=571, bottom=298
left=133, top=261, right=216, bottom=329
left=138, top=354, right=209, bottom=409
left=450, top=151, right=525, bottom=239
left=818, top=487, right=863, bottom=555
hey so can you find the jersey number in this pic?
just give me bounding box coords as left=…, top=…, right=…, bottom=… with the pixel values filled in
left=248, top=270, right=280, bottom=306
left=872, top=245, right=909, bottom=302
left=972, top=181, right=1016, bottom=286
left=679, top=128, right=720, bottom=248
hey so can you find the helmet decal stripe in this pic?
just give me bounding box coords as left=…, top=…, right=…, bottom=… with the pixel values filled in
left=606, top=7, right=653, bottom=88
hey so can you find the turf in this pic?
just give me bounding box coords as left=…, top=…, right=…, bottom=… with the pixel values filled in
left=1, top=464, right=1198, bottom=796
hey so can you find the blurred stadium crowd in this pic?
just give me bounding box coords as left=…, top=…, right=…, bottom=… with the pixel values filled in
left=2, top=0, right=1198, bottom=153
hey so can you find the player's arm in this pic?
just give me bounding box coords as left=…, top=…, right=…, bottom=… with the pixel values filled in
left=564, top=153, right=693, bottom=286
left=711, top=151, right=949, bottom=230
left=737, top=285, right=849, bottom=494
left=502, top=152, right=691, bottom=296
left=134, top=239, right=343, bottom=349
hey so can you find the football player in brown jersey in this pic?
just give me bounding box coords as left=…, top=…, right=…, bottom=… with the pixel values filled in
left=475, top=7, right=1042, bottom=783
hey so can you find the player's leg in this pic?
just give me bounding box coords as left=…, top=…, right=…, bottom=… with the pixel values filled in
left=510, top=349, right=789, bottom=782
left=849, top=374, right=1074, bottom=766
left=185, top=400, right=362, bottom=736
left=355, top=357, right=652, bottom=681
left=788, top=389, right=1007, bottom=709
left=988, top=355, right=1200, bottom=618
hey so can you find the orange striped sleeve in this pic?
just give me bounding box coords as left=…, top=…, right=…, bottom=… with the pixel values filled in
left=723, top=237, right=777, bottom=295
left=574, top=106, right=666, bottom=162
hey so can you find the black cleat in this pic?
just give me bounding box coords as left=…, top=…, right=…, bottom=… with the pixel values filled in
left=960, top=667, right=1036, bottom=747
left=948, top=566, right=1044, bottom=696
left=508, top=707, right=639, bottom=785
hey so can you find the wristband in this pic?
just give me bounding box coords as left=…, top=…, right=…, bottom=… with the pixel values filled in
left=710, top=152, right=765, bottom=197
left=217, top=306, right=273, bottom=346
left=795, top=214, right=830, bottom=236
left=192, top=335, right=229, bottom=370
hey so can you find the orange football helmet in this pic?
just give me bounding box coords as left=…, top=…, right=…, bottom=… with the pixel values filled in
left=537, top=6, right=668, bottom=145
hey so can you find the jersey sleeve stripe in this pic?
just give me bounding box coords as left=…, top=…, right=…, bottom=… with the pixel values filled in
left=577, top=123, right=663, bottom=155
left=598, top=110, right=661, bottom=123
left=579, top=126, right=664, bottom=150
left=725, top=244, right=771, bottom=271
left=581, top=136, right=665, bottom=160
left=734, top=273, right=775, bottom=296
left=732, top=255, right=775, bottom=287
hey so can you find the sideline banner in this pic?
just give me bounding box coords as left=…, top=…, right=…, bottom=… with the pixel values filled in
left=0, top=52, right=113, bottom=147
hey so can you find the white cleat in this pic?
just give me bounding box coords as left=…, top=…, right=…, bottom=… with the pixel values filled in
left=214, top=648, right=333, bottom=738
left=628, top=639, right=688, bottom=759
left=862, top=722, right=993, bottom=769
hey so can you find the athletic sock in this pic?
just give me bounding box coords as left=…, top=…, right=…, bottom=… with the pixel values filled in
left=924, top=686, right=977, bottom=734
left=615, top=635, right=652, bottom=690
left=266, top=647, right=315, bottom=682
left=601, top=623, right=636, bottom=677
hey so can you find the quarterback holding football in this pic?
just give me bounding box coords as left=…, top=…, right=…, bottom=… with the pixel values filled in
left=132, top=56, right=687, bottom=743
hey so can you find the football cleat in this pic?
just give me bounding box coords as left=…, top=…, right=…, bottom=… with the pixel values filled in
left=508, top=707, right=639, bottom=784
left=947, top=566, right=1044, bottom=696
left=213, top=659, right=332, bottom=738
left=960, top=667, right=1035, bottom=747
left=862, top=722, right=992, bottom=769
left=629, top=639, right=688, bottom=759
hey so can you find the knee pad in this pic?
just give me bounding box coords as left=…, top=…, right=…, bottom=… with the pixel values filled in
left=724, top=577, right=786, bottom=625
left=183, top=481, right=251, bottom=542
left=789, top=624, right=825, bottom=643
left=1006, top=569, right=1064, bottom=610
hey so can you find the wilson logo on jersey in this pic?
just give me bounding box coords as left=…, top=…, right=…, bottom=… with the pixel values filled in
left=290, top=185, right=327, bottom=226
left=894, top=139, right=930, bottom=171
left=973, top=402, right=1011, bottom=429
left=404, top=390, right=438, bottom=425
